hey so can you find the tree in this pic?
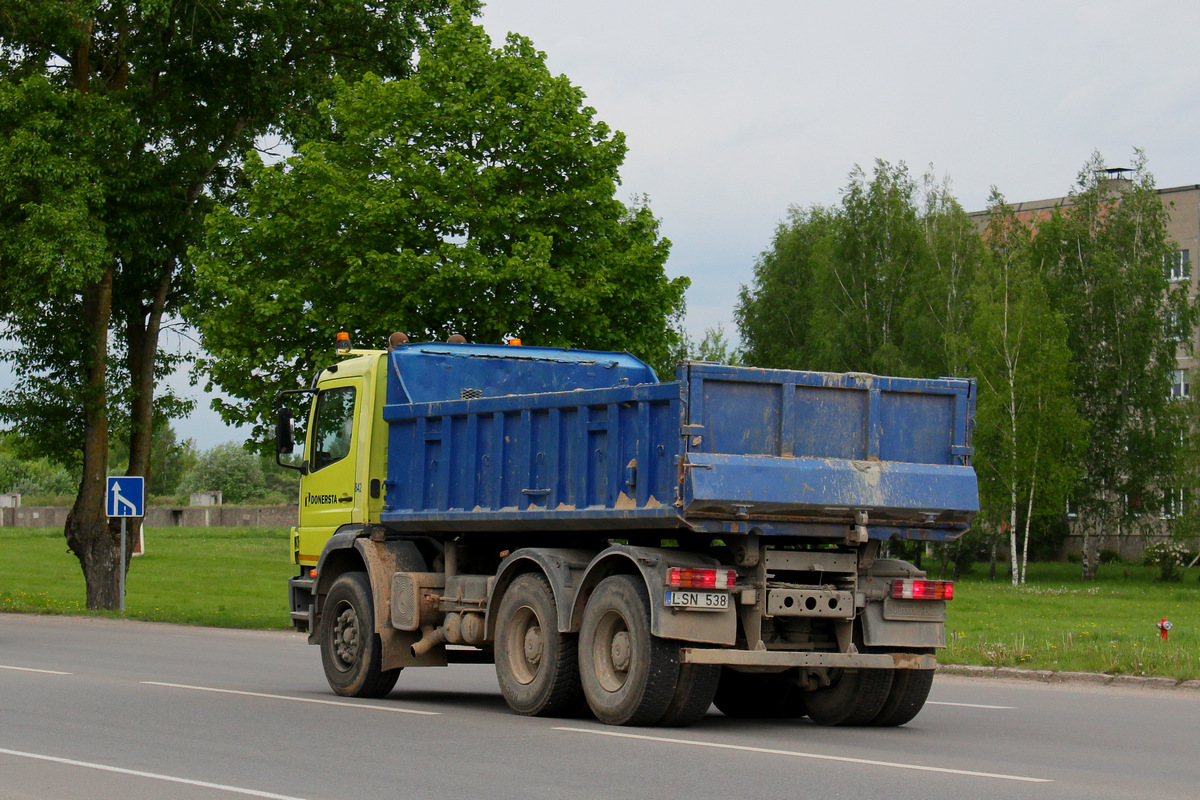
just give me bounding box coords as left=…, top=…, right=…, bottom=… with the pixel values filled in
left=191, top=18, right=686, bottom=437
left=0, top=433, right=77, bottom=498
left=735, top=205, right=830, bottom=369
left=693, top=324, right=743, bottom=365
left=180, top=443, right=266, bottom=505
left=0, top=0, right=464, bottom=608
left=909, top=170, right=982, bottom=377
left=109, top=424, right=197, bottom=497
left=1032, top=152, right=1194, bottom=579
left=736, top=161, right=981, bottom=378
left=970, top=192, right=1085, bottom=584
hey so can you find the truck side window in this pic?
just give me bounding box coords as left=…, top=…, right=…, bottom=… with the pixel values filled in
left=311, top=386, right=356, bottom=472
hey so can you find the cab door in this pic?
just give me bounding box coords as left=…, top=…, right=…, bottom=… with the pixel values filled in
left=297, top=377, right=362, bottom=565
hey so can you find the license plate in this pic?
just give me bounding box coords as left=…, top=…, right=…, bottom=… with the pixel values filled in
left=665, top=591, right=730, bottom=610
left=883, top=597, right=946, bottom=622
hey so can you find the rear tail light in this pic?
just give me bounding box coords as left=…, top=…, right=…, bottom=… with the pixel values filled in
left=892, top=579, right=954, bottom=600
left=667, top=567, right=737, bottom=590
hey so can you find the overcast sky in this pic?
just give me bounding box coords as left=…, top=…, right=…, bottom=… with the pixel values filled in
left=6, top=1, right=1200, bottom=451
left=480, top=0, right=1200, bottom=340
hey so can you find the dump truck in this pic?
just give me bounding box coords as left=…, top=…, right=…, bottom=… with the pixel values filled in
left=278, top=337, right=977, bottom=727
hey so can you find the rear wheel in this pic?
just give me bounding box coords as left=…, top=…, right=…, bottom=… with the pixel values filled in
left=319, top=571, right=401, bottom=698
left=871, top=668, right=934, bottom=726
left=804, top=668, right=893, bottom=726
left=495, top=573, right=584, bottom=717
left=656, top=662, right=720, bottom=726
left=579, top=575, right=679, bottom=726
left=713, top=668, right=806, bottom=719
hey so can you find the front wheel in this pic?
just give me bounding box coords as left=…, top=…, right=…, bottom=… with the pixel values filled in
left=495, top=573, right=584, bottom=717
left=579, top=575, right=679, bottom=726
left=319, top=571, right=400, bottom=698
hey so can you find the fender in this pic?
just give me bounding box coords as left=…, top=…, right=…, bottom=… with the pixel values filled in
left=486, top=548, right=595, bottom=639
left=570, top=544, right=736, bottom=646
left=311, top=525, right=370, bottom=601
left=311, top=526, right=442, bottom=669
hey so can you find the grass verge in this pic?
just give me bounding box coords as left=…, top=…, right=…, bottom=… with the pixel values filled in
left=0, top=526, right=295, bottom=629
left=4, top=527, right=1199, bottom=679
left=944, top=562, right=1200, bottom=681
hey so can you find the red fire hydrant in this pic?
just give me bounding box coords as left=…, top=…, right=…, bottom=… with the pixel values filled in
left=1157, top=618, right=1173, bottom=641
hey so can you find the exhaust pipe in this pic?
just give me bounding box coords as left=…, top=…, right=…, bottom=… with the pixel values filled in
left=411, top=625, right=447, bottom=657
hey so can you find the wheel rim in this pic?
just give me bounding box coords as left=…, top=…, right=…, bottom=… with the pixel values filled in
left=331, top=601, right=361, bottom=672
left=592, top=609, right=631, bottom=693
left=505, top=605, right=544, bottom=685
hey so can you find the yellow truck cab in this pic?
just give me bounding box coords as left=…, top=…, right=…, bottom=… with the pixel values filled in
left=289, top=348, right=388, bottom=569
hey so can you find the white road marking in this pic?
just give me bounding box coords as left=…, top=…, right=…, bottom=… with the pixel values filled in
left=0, top=747, right=311, bottom=800
left=928, top=701, right=1017, bottom=709
left=0, top=664, right=72, bottom=675
left=142, top=681, right=441, bottom=715
left=555, top=727, right=1052, bottom=783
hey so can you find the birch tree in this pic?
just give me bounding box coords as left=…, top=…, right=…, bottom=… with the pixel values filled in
left=971, top=192, right=1085, bottom=584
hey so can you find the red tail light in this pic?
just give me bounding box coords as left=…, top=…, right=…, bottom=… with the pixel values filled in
left=892, top=579, right=954, bottom=600
left=667, top=567, right=737, bottom=590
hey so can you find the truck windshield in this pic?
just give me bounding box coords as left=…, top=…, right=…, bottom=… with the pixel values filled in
left=311, top=386, right=356, bottom=471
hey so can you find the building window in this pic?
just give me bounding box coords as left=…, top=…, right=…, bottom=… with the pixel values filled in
left=1171, top=368, right=1190, bottom=398
left=1164, top=488, right=1186, bottom=519
left=1164, top=309, right=1184, bottom=342
left=1165, top=249, right=1190, bottom=282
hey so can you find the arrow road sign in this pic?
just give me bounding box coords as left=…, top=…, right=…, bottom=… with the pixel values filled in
left=107, top=476, right=145, bottom=518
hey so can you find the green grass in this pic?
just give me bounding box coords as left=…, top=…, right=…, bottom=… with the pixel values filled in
left=0, top=526, right=295, bottom=628
left=944, top=562, right=1200, bottom=681
left=4, top=527, right=1199, bottom=679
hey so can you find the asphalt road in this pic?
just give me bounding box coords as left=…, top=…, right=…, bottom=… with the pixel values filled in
left=2, top=613, right=1198, bottom=800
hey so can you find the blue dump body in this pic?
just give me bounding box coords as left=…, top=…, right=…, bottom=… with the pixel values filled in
left=380, top=344, right=978, bottom=541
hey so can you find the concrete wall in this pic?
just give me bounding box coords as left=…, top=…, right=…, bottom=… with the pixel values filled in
left=1, top=506, right=297, bottom=529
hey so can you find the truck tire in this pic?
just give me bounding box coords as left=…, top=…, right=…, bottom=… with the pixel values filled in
left=495, top=573, right=584, bottom=717
left=579, top=574, right=679, bottom=726
left=870, top=668, right=934, bottom=727
left=804, top=668, right=893, bottom=726
left=319, top=571, right=401, bottom=698
left=656, top=662, right=719, bottom=727
left=713, top=668, right=806, bottom=719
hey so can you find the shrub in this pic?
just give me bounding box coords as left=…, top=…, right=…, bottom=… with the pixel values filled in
left=179, top=442, right=266, bottom=504
left=1143, top=539, right=1187, bottom=582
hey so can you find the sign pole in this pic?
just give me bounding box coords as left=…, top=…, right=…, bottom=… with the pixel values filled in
left=107, top=475, right=142, bottom=614
left=119, top=517, right=127, bottom=612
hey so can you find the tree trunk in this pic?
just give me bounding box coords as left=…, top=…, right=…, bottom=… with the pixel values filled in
left=988, top=532, right=997, bottom=582
left=126, top=260, right=172, bottom=478
left=1008, top=483, right=1019, bottom=586
left=1080, top=513, right=1101, bottom=580
left=1021, top=474, right=1036, bottom=585
left=123, top=258, right=173, bottom=558
left=64, top=265, right=125, bottom=609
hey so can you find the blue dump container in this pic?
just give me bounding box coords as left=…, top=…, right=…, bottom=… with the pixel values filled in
left=380, top=344, right=977, bottom=541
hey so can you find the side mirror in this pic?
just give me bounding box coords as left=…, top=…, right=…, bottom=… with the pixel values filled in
left=276, top=406, right=295, bottom=453
left=276, top=406, right=300, bottom=470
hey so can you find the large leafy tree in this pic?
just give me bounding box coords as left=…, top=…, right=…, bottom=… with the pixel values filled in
left=811, top=161, right=931, bottom=375
left=1033, top=152, right=1194, bottom=579
left=736, top=161, right=981, bottom=378
left=735, top=204, right=829, bottom=370
left=192, top=17, right=686, bottom=437
left=0, top=0, right=463, bottom=608
left=971, top=192, right=1085, bottom=584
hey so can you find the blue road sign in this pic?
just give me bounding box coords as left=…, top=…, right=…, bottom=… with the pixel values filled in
left=107, top=476, right=145, bottom=518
